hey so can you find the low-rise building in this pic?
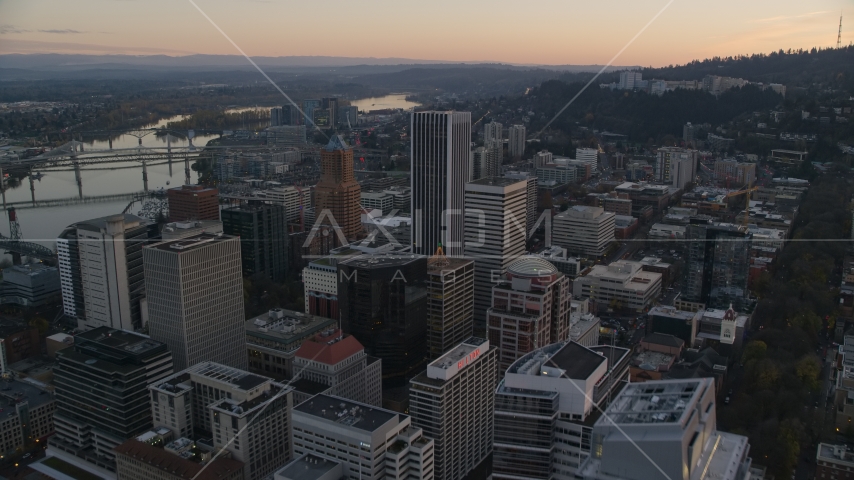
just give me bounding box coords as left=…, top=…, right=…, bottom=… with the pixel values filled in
left=246, top=309, right=336, bottom=380
left=629, top=333, right=684, bottom=383
left=638, top=257, right=673, bottom=285
left=286, top=394, right=434, bottom=480
left=577, top=378, right=754, bottom=480
left=0, top=264, right=61, bottom=307
left=292, top=328, right=382, bottom=407
left=149, top=362, right=293, bottom=480
left=360, top=192, right=394, bottom=215
left=0, top=378, right=55, bottom=455
left=535, top=246, right=583, bottom=278
left=647, top=305, right=700, bottom=346
left=569, top=312, right=600, bottom=347
left=573, top=261, right=662, bottom=313
left=114, top=436, right=245, bottom=480
left=816, top=444, right=854, bottom=480
left=697, top=307, right=749, bottom=350
left=554, top=206, right=616, bottom=257
left=648, top=223, right=686, bottom=240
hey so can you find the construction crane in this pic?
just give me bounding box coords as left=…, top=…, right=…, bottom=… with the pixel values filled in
left=724, top=187, right=759, bottom=227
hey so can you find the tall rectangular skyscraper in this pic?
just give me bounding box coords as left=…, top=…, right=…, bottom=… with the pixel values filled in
left=464, top=177, right=528, bottom=334
left=221, top=203, right=288, bottom=281
left=410, top=337, right=497, bottom=480
left=57, top=214, right=156, bottom=331
left=426, top=254, right=475, bottom=361
left=314, top=135, right=362, bottom=242
left=483, top=121, right=503, bottom=147
left=411, top=111, right=471, bottom=257
left=682, top=223, right=751, bottom=311
left=508, top=124, right=526, bottom=159
left=143, top=234, right=247, bottom=371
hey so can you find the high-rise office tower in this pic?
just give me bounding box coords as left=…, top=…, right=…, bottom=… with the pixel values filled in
left=339, top=105, right=358, bottom=128
left=504, top=170, right=538, bottom=234
left=682, top=223, right=752, bottom=310
left=410, top=337, right=497, bottom=480
left=282, top=104, right=300, bottom=125
left=577, top=378, right=754, bottom=480
left=508, top=124, right=526, bottom=159
left=655, top=147, right=698, bottom=184
left=56, top=227, right=85, bottom=324
left=426, top=251, right=474, bottom=361
left=483, top=121, right=503, bottom=147
left=270, top=107, right=283, bottom=127
left=618, top=71, right=642, bottom=90
left=221, top=203, right=288, bottom=281
left=266, top=185, right=312, bottom=224
left=301, top=99, right=321, bottom=127
left=302, top=258, right=340, bottom=319
left=56, top=214, right=157, bottom=331
left=471, top=145, right=502, bottom=181
left=144, top=233, right=247, bottom=371
left=411, top=111, right=471, bottom=257
left=266, top=125, right=307, bottom=146
left=293, top=328, right=382, bottom=406
left=337, top=252, right=428, bottom=386
left=493, top=341, right=630, bottom=480
left=464, top=177, right=528, bottom=333
left=281, top=394, right=434, bottom=480
left=322, top=97, right=339, bottom=127
left=49, top=328, right=173, bottom=475
left=488, top=256, right=572, bottom=373
left=166, top=185, right=220, bottom=222
left=576, top=147, right=599, bottom=171
left=150, top=362, right=293, bottom=480
left=314, top=135, right=363, bottom=243
left=312, top=108, right=331, bottom=128
left=683, top=122, right=695, bottom=143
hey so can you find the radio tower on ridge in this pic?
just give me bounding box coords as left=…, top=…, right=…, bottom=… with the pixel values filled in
left=838, top=13, right=843, bottom=49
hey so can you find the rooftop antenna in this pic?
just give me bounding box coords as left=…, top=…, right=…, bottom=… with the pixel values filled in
left=839, top=13, right=843, bottom=49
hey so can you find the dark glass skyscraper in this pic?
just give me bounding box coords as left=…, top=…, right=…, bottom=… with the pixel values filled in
left=337, top=252, right=428, bottom=386
left=682, top=222, right=752, bottom=310
left=410, top=111, right=471, bottom=257
left=221, top=202, right=288, bottom=281
left=50, top=327, right=173, bottom=473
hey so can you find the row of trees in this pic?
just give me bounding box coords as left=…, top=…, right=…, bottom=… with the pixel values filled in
left=719, top=173, right=852, bottom=478
left=518, top=81, right=784, bottom=145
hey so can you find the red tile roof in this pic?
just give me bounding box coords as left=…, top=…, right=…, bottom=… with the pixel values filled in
left=114, top=439, right=244, bottom=480
left=294, top=330, right=364, bottom=365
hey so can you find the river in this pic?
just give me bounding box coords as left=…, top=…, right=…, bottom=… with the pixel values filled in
left=2, top=94, right=419, bottom=256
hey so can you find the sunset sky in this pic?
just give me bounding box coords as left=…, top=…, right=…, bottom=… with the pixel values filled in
left=0, top=0, right=848, bottom=67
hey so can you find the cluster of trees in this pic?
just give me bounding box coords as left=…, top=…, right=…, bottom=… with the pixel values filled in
left=166, top=109, right=269, bottom=130
left=643, top=46, right=854, bottom=90
left=0, top=78, right=381, bottom=140
left=718, top=174, right=851, bottom=479
left=520, top=81, right=783, bottom=144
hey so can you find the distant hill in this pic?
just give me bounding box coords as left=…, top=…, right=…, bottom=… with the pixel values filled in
left=0, top=53, right=633, bottom=73
left=639, top=46, right=854, bottom=88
